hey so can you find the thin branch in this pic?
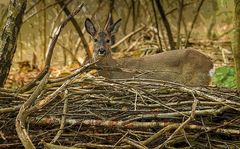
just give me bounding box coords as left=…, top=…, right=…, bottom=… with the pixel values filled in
left=156, top=91, right=198, bottom=149
left=111, top=25, right=145, bottom=49
left=23, top=0, right=70, bottom=23
left=151, top=0, right=163, bottom=52
left=56, top=0, right=92, bottom=60
left=176, top=0, right=184, bottom=49
left=24, top=0, right=41, bottom=14
left=51, top=90, right=69, bottom=143
left=19, top=4, right=84, bottom=93
left=184, top=0, right=205, bottom=47
left=155, top=0, right=175, bottom=50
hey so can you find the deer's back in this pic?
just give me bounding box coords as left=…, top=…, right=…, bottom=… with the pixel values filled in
left=97, top=49, right=213, bottom=86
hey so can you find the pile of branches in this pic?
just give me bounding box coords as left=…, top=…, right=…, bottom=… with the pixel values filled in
left=1, top=72, right=240, bottom=148
left=1, top=3, right=240, bottom=149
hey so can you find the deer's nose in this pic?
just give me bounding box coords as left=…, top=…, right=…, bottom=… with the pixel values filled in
left=98, top=48, right=106, bottom=56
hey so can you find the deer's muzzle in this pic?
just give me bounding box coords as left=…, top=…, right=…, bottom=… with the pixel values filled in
left=98, top=48, right=106, bottom=56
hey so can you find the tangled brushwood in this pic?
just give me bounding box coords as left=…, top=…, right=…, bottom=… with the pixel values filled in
left=0, top=73, right=240, bottom=148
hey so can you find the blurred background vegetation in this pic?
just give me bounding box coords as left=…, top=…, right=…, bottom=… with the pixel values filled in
left=0, top=0, right=236, bottom=88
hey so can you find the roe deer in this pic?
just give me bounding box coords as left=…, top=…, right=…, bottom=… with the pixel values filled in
left=85, top=16, right=213, bottom=86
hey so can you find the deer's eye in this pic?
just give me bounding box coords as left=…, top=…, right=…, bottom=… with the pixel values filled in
left=106, top=39, right=110, bottom=43
left=94, top=39, right=98, bottom=42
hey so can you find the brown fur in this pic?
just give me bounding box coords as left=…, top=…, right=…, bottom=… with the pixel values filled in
left=97, top=48, right=213, bottom=86
left=85, top=16, right=213, bottom=86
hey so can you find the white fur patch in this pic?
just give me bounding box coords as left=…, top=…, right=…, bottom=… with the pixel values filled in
left=209, top=68, right=215, bottom=77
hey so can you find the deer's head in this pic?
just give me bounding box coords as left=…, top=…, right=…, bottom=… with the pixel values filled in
left=85, top=15, right=121, bottom=61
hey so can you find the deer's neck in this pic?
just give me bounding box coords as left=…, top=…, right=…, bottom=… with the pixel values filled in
left=96, top=54, right=118, bottom=67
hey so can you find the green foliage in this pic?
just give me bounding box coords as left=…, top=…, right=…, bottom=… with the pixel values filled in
left=212, top=66, right=237, bottom=88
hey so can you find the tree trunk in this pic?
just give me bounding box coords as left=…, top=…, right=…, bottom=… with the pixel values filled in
left=109, top=0, right=117, bottom=52
left=155, top=0, right=175, bottom=50
left=233, top=0, right=240, bottom=89
left=207, top=0, right=217, bottom=40
left=0, top=0, right=27, bottom=87
left=176, top=0, right=184, bottom=49
left=151, top=0, right=163, bottom=52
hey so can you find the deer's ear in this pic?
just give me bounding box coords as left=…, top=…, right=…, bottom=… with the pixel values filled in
left=85, top=18, right=97, bottom=36
left=107, top=19, right=121, bottom=35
